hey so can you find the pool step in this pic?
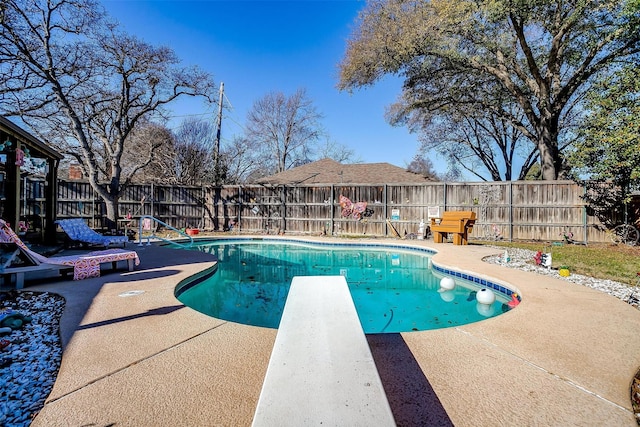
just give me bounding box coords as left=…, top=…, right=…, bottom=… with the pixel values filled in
left=252, top=275, right=395, bottom=426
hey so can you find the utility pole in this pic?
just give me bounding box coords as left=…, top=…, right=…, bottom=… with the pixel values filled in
left=214, top=81, right=224, bottom=187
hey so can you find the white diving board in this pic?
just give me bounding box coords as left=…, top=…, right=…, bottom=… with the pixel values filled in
left=252, top=275, right=395, bottom=426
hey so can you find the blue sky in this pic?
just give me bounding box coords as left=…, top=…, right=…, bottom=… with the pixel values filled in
left=101, top=0, right=422, bottom=168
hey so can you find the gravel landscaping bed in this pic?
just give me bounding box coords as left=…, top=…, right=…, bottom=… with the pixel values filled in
left=0, top=292, right=64, bottom=427
left=483, top=246, right=638, bottom=306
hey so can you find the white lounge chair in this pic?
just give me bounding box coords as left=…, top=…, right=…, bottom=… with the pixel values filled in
left=0, top=219, right=139, bottom=285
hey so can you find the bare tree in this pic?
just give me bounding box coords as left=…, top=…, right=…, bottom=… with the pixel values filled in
left=245, top=88, right=323, bottom=175
left=128, top=119, right=218, bottom=185
left=172, top=118, right=216, bottom=185
left=0, top=0, right=215, bottom=224
left=221, top=135, right=264, bottom=184
left=406, top=154, right=439, bottom=181
left=123, top=122, right=176, bottom=183
left=317, top=138, right=359, bottom=164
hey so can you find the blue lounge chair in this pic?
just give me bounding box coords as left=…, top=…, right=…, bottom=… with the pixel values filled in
left=56, top=218, right=128, bottom=249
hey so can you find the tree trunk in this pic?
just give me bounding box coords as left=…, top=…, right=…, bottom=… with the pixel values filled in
left=103, top=196, right=119, bottom=232
left=536, top=117, right=560, bottom=180
left=538, top=143, right=557, bottom=180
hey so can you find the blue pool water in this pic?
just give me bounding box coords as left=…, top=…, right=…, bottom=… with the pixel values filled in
left=175, top=239, right=512, bottom=333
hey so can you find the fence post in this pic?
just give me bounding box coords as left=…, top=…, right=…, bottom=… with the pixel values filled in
left=281, top=185, right=287, bottom=232
left=443, top=182, right=447, bottom=211
left=582, top=183, right=588, bottom=244
left=383, top=184, right=388, bottom=237
left=239, top=186, right=243, bottom=232
left=92, top=187, right=96, bottom=228
left=150, top=182, right=155, bottom=219
left=509, top=181, right=513, bottom=242
left=330, top=185, right=334, bottom=235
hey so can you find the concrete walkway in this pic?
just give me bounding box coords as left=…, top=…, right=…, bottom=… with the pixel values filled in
left=26, top=237, right=640, bottom=426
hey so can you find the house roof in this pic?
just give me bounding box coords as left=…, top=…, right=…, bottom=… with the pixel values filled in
left=0, top=116, right=64, bottom=160
left=255, top=158, right=433, bottom=185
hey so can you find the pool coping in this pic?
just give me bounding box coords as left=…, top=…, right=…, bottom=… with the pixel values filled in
left=28, top=236, right=640, bottom=426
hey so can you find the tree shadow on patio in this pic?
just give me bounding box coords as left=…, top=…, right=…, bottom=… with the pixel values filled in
left=76, top=304, right=185, bottom=331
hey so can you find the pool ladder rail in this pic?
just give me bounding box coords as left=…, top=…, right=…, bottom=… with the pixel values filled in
left=137, top=215, right=194, bottom=248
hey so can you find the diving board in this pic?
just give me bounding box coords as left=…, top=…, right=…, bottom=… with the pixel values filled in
left=252, top=276, right=395, bottom=426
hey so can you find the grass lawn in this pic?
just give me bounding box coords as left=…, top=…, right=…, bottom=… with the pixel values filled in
left=475, top=240, right=640, bottom=286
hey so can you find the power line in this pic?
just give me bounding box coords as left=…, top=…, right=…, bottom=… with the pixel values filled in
left=222, top=92, right=235, bottom=112
left=167, top=111, right=215, bottom=119
left=160, top=87, right=247, bottom=135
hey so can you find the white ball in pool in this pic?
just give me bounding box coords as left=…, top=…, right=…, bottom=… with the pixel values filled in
left=440, top=277, right=455, bottom=290
left=439, top=289, right=455, bottom=302
left=476, top=288, right=496, bottom=305
left=476, top=302, right=495, bottom=317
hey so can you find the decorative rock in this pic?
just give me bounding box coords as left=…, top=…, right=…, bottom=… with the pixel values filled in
left=0, top=291, right=64, bottom=427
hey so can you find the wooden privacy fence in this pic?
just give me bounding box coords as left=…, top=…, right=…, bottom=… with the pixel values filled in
left=22, top=179, right=614, bottom=243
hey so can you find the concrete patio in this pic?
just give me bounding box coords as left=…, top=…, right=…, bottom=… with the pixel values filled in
left=25, top=237, right=640, bottom=426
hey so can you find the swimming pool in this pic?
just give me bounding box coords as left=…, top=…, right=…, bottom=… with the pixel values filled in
left=175, top=238, right=515, bottom=333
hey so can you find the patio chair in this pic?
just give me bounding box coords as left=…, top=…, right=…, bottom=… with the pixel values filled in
left=0, top=219, right=139, bottom=284
left=56, top=218, right=128, bottom=249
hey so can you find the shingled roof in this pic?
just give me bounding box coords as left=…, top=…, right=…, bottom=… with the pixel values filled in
left=255, top=158, right=433, bottom=185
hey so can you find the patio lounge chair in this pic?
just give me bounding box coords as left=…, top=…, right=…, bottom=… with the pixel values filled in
left=0, top=219, right=139, bottom=284
left=56, top=218, right=128, bottom=248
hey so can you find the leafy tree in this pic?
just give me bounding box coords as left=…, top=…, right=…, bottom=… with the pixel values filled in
left=338, top=0, right=640, bottom=180
left=408, top=104, right=539, bottom=181
left=523, top=163, right=542, bottom=181
left=244, top=88, right=323, bottom=176
left=0, top=0, right=215, bottom=224
left=569, top=64, right=640, bottom=225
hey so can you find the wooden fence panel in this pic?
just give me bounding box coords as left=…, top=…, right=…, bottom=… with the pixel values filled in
left=336, top=185, right=384, bottom=205
left=284, top=186, right=332, bottom=234
left=118, top=184, right=153, bottom=225
left=153, top=185, right=203, bottom=229
left=23, top=178, right=46, bottom=217
left=56, top=180, right=102, bottom=226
